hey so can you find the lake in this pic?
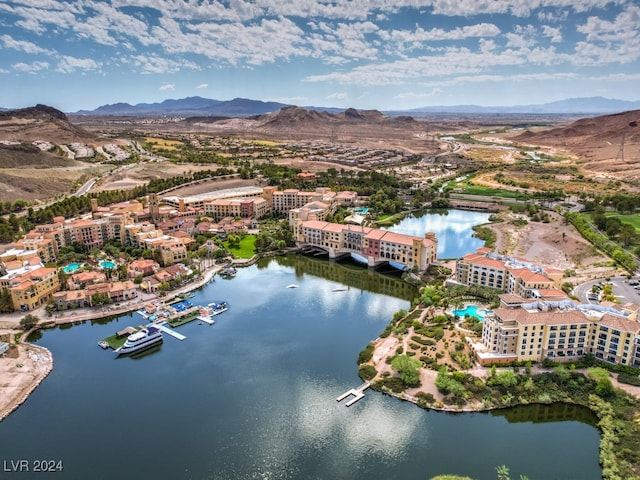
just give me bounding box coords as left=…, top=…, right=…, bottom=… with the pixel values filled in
left=383, top=209, right=492, bottom=259
left=0, top=254, right=601, bottom=480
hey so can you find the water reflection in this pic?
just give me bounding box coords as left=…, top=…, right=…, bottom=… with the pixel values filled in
left=384, top=209, right=491, bottom=259
left=493, top=403, right=599, bottom=428
left=274, top=255, right=417, bottom=301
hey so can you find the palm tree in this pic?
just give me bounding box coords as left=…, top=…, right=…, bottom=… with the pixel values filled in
left=496, top=465, right=510, bottom=480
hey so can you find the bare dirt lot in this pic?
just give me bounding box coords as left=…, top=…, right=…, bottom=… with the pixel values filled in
left=485, top=210, right=623, bottom=282
left=0, top=343, right=52, bottom=421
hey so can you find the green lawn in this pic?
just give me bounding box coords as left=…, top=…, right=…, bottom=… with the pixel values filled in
left=224, top=235, right=256, bottom=258
left=455, top=182, right=528, bottom=199
left=604, top=212, right=640, bottom=232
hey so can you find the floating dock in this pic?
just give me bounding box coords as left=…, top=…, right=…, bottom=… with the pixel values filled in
left=197, top=315, right=215, bottom=325
left=337, top=382, right=370, bottom=407
left=156, top=322, right=186, bottom=341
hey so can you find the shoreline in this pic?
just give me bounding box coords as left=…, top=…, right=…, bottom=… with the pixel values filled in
left=0, top=261, right=224, bottom=422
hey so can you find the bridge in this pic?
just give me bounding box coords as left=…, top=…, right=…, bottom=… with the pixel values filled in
left=298, top=245, right=409, bottom=270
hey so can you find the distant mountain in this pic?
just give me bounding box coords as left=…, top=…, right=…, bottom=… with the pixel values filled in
left=409, top=97, right=640, bottom=115
left=75, top=96, right=290, bottom=116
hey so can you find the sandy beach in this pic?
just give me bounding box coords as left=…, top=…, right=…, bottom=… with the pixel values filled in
left=0, top=261, right=224, bottom=422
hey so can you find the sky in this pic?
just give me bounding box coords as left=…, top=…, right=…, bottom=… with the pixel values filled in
left=1, top=0, right=639, bottom=112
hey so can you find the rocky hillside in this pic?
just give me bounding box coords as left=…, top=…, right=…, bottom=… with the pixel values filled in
left=0, top=104, right=97, bottom=144
left=516, top=109, right=640, bottom=179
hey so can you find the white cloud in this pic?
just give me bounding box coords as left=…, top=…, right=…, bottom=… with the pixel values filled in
left=577, top=4, right=640, bottom=42
left=393, top=88, right=442, bottom=100
left=132, top=54, right=200, bottom=74
left=196, top=83, right=208, bottom=89
left=326, top=92, right=347, bottom=100
left=12, top=61, right=49, bottom=73
left=0, top=34, right=54, bottom=54
left=542, top=25, right=563, bottom=43
left=56, top=56, right=99, bottom=73
left=159, top=83, right=175, bottom=91
left=0, top=3, right=78, bottom=34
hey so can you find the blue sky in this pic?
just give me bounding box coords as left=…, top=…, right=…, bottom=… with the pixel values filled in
left=1, top=0, right=639, bottom=112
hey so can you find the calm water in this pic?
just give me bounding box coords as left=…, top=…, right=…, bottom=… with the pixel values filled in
left=0, top=255, right=601, bottom=480
left=384, top=209, right=491, bottom=259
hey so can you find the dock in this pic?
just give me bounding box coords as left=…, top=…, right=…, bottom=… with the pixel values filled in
left=197, top=315, right=215, bottom=325
left=336, top=382, right=370, bottom=407
left=156, top=322, right=186, bottom=341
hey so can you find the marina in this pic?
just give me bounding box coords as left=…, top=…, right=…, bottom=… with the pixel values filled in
left=101, top=300, right=229, bottom=350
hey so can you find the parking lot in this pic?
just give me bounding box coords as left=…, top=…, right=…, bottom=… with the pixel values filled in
left=575, top=276, right=640, bottom=305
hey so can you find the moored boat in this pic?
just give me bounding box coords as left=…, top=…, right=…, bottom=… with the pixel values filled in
left=207, top=301, right=228, bottom=316
left=114, top=326, right=163, bottom=356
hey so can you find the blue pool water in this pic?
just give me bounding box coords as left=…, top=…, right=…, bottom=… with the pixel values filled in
left=99, top=260, right=116, bottom=269
left=453, top=305, right=489, bottom=320
left=62, top=263, right=81, bottom=274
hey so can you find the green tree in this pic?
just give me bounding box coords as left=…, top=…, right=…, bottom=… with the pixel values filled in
left=391, top=355, right=422, bottom=387
left=19, top=313, right=40, bottom=330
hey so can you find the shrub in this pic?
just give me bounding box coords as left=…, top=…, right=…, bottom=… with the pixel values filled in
left=415, top=391, right=435, bottom=405
left=617, top=373, right=640, bottom=387
left=374, top=376, right=406, bottom=393
left=411, top=335, right=436, bottom=346
left=358, top=364, right=377, bottom=381
left=433, top=314, right=448, bottom=324
left=357, top=344, right=374, bottom=364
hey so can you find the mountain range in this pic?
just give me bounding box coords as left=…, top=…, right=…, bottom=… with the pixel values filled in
left=407, top=96, right=640, bottom=115
left=74, top=97, right=289, bottom=117
left=61, top=96, right=640, bottom=117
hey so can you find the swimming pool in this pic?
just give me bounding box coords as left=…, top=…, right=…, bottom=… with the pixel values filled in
left=100, top=260, right=116, bottom=269
left=452, top=305, right=489, bottom=321
left=63, top=263, right=81, bottom=274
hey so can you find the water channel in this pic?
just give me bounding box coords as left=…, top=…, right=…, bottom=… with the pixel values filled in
left=0, top=211, right=601, bottom=480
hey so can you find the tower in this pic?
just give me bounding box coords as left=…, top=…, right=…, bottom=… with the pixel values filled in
left=149, top=193, right=159, bottom=224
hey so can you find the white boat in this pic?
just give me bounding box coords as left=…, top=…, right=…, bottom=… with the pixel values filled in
left=220, top=266, right=237, bottom=278
left=207, top=301, right=228, bottom=316
left=114, top=326, right=163, bottom=356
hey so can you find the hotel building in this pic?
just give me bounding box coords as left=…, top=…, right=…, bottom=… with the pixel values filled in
left=295, top=220, right=437, bottom=271
left=475, top=295, right=640, bottom=367
left=456, top=248, right=562, bottom=298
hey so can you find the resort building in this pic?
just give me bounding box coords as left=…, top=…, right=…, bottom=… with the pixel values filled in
left=53, top=280, right=138, bottom=310
left=3, top=266, right=60, bottom=312
left=294, top=220, right=437, bottom=270
left=66, top=271, right=107, bottom=290
left=127, top=259, right=160, bottom=278
left=269, top=187, right=357, bottom=215
left=162, top=185, right=264, bottom=211
left=475, top=296, right=640, bottom=367
left=203, top=197, right=269, bottom=220
left=456, top=248, right=562, bottom=298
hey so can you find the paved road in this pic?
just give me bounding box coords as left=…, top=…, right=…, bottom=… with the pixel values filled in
left=73, top=178, right=96, bottom=196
